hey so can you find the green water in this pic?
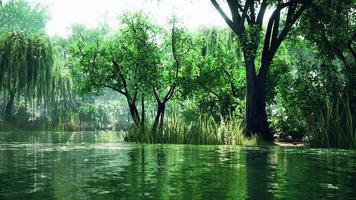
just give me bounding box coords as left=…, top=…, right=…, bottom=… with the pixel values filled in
left=0, top=132, right=355, bottom=200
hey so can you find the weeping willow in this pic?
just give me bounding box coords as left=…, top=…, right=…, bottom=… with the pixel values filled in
left=49, top=61, right=74, bottom=128
left=50, top=66, right=72, bottom=106
left=0, top=31, right=54, bottom=119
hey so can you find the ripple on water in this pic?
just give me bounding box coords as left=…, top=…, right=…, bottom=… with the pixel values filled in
left=0, top=132, right=356, bottom=200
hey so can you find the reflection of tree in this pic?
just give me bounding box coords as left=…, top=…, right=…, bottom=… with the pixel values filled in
left=246, top=148, right=273, bottom=200
left=81, top=145, right=250, bottom=199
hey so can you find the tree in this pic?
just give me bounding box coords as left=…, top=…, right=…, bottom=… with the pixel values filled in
left=151, top=18, right=195, bottom=133
left=0, top=0, right=48, bottom=33
left=69, top=13, right=158, bottom=133
left=210, top=0, right=310, bottom=140
left=0, top=31, right=54, bottom=120
left=69, top=13, right=193, bottom=137
left=0, top=0, right=57, bottom=126
left=48, top=46, right=74, bottom=128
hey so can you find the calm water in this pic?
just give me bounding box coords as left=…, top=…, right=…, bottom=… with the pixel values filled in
left=0, top=132, right=356, bottom=200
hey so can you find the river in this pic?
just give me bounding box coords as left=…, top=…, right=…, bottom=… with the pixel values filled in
left=0, top=132, right=355, bottom=199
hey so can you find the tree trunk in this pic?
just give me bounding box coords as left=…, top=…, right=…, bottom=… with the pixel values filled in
left=245, top=57, right=257, bottom=137
left=244, top=57, right=273, bottom=141
left=140, top=95, right=145, bottom=136
left=4, top=90, right=16, bottom=121
left=158, top=103, right=165, bottom=133
left=152, top=106, right=160, bottom=133
left=128, top=101, right=141, bottom=127
left=253, top=81, right=273, bottom=141
left=152, top=102, right=165, bottom=135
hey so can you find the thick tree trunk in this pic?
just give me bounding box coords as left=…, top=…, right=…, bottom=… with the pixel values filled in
left=249, top=80, right=273, bottom=141
left=4, top=90, right=16, bottom=121
left=244, top=57, right=273, bottom=141
left=245, top=57, right=257, bottom=137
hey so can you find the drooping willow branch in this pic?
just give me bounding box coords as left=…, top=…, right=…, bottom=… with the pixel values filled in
left=0, top=31, right=54, bottom=110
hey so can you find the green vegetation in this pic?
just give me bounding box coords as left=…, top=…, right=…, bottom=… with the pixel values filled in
left=0, top=0, right=48, bottom=33
left=127, top=113, right=258, bottom=145
left=308, top=96, right=355, bottom=149
left=0, top=0, right=355, bottom=149
left=0, top=31, right=54, bottom=121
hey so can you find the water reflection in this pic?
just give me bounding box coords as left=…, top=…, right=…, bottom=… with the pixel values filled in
left=0, top=132, right=356, bottom=200
left=246, top=148, right=273, bottom=200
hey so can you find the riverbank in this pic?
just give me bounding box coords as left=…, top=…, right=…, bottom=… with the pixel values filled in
left=274, top=141, right=305, bottom=147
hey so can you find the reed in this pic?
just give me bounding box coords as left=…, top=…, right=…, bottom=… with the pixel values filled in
left=127, top=112, right=256, bottom=145
left=308, top=96, right=355, bottom=149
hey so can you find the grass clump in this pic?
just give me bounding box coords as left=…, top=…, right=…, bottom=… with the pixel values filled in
left=127, top=113, right=256, bottom=146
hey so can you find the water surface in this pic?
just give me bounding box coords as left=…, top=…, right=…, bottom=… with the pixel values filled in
left=0, top=132, right=356, bottom=200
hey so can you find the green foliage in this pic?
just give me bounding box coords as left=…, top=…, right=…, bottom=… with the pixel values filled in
left=68, top=12, right=161, bottom=97
left=180, top=27, right=246, bottom=119
left=308, top=96, right=355, bottom=149
left=298, top=0, right=355, bottom=61
left=271, top=35, right=356, bottom=148
left=297, top=0, right=356, bottom=107
left=0, top=31, right=54, bottom=107
left=78, top=103, right=110, bottom=130
left=0, top=0, right=48, bottom=33
left=127, top=112, right=256, bottom=145
left=1, top=2, right=354, bottom=149
left=116, top=12, right=161, bottom=95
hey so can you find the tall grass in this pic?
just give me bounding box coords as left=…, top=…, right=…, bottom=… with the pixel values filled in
left=308, top=97, right=356, bottom=149
left=127, top=113, right=256, bottom=145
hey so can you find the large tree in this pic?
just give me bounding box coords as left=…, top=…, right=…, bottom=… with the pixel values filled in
left=211, top=0, right=311, bottom=140
left=0, top=31, right=54, bottom=120
left=0, top=0, right=53, bottom=122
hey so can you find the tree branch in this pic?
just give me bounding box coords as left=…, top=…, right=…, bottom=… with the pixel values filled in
left=222, top=68, right=238, bottom=97
left=112, top=60, right=128, bottom=94
left=104, top=85, right=127, bottom=96
left=211, top=0, right=239, bottom=34
left=164, top=21, right=180, bottom=103
left=153, top=87, right=161, bottom=104
left=234, top=0, right=252, bottom=24
left=247, top=0, right=256, bottom=23
left=259, top=0, right=310, bottom=79
left=256, top=0, right=268, bottom=27
left=348, top=34, right=356, bottom=61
